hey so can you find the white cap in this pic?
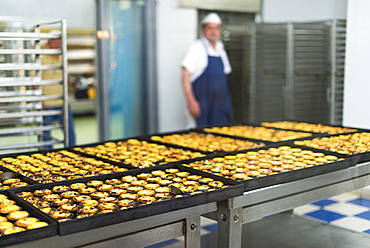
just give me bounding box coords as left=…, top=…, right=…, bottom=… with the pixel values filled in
left=201, top=13, right=222, bottom=25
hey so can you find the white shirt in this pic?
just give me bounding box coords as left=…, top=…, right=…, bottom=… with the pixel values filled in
left=181, top=36, right=232, bottom=82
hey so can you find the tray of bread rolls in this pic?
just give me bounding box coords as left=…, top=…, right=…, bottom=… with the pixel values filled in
left=10, top=163, right=243, bottom=235
left=0, top=190, right=57, bottom=246
left=71, top=137, right=206, bottom=168
left=291, top=131, right=370, bottom=164
left=201, top=123, right=316, bottom=143
left=180, top=144, right=358, bottom=191
left=142, top=129, right=268, bottom=153
left=0, top=149, right=137, bottom=185
left=259, top=120, right=362, bottom=134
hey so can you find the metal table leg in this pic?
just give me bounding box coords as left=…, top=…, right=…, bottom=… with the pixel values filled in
left=217, top=201, right=242, bottom=248
left=185, top=215, right=201, bottom=248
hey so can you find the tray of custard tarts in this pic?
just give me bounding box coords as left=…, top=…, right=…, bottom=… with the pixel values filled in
left=291, top=131, right=370, bottom=164
left=180, top=144, right=357, bottom=191
left=144, top=129, right=268, bottom=153
left=72, top=137, right=206, bottom=168
left=0, top=190, right=57, bottom=246
left=202, top=124, right=315, bottom=143
left=10, top=164, right=243, bottom=235
left=260, top=120, right=361, bottom=135
left=0, top=169, right=32, bottom=190
left=0, top=149, right=136, bottom=185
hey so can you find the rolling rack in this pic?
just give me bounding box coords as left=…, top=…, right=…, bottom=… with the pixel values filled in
left=0, top=17, right=69, bottom=154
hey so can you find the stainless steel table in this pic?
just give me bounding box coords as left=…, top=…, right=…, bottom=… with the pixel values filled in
left=9, top=202, right=216, bottom=248
left=215, top=161, right=370, bottom=248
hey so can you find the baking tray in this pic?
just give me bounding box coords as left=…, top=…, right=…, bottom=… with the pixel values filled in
left=199, top=123, right=317, bottom=143
left=70, top=136, right=207, bottom=168
left=287, top=131, right=370, bottom=164
left=140, top=129, right=269, bottom=154
left=259, top=120, right=366, bottom=134
left=0, top=148, right=137, bottom=184
left=10, top=163, right=244, bottom=236
left=0, top=166, right=38, bottom=188
left=180, top=144, right=358, bottom=191
left=0, top=190, right=57, bottom=247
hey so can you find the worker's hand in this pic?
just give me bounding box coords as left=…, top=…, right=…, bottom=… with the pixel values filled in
left=188, top=99, right=200, bottom=117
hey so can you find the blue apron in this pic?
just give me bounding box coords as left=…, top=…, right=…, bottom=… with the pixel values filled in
left=193, top=54, right=233, bottom=127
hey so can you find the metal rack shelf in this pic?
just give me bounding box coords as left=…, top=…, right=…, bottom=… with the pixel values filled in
left=0, top=17, right=69, bottom=154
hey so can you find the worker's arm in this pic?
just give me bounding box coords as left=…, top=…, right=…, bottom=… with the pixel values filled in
left=182, top=67, right=200, bottom=117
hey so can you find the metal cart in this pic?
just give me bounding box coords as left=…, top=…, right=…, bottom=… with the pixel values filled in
left=0, top=17, right=69, bottom=154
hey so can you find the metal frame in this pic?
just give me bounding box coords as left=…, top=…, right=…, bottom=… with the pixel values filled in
left=9, top=202, right=216, bottom=248
left=0, top=17, right=69, bottom=152
left=215, top=161, right=370, bottom=248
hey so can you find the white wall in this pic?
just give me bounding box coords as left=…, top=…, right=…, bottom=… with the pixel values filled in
left=156, top=0, right=197, bottom=132
left=0, top=0, right=95, bottom=28
left=343, top=0, right=370, bottom=129
left=262, top=0, right=347, bottom=22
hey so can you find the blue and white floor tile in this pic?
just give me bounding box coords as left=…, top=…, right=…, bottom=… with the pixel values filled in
left=294, top=192, right=370, bottom=235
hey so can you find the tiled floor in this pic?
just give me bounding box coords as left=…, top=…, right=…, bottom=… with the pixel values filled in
left=294, top=192, right=370, bottom=234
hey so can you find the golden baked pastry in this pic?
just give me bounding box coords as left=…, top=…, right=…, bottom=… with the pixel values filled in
left=87, top=180, right=104, bottom=187
left=2, top=178, right=21, bottom=185
left=90, top=192, right=110, bottom=200
left=126, top=186, right=143, bottom=193
left=99, top=197, right=118, bottom=203
left=51, top=210, right=74, bottom=220
left=15, top=217, right=40, bottom=227
left=53, top=198, right=72, bottom=207
left=137, top=196, right=156, bottom=204
left=0, top=216, right=8, bottom=223
left=97, top=184, right=114, bottom=192
left=98, top=203, right=118, bottom=211
left=42, top=194, right=60, bottom=202
left=59, top=203, right=79, bottom=212
left=3, top=227, right=25, bottom=235
left=52, top=185, right=70, bottom=193
left=80, top=200, right=99, bottom=207
left=70, top=183, right=87, bottom=190
left=26, top=222, right=49, bottom=230
left=73, top=195, right=92, bottom=203
left=105, top=179, right=121, bottom=185
left=78, top=187, right=97, bottom=195
left=137, top=190, right=155, bottom=197
left=34, top=189, right=52, bottom=196
left=34, top=201, right=51, bottom=208
left=0, top=205, right=21, bottom=214
left=61, top=191, right=80, bottom=199
left=117, top=199, right=137, bottom=207
left=109, top=188, right=126, bottom=196
left=0, top=222, right=14, bottom=231
left=119, top=193, right=138, bottom=200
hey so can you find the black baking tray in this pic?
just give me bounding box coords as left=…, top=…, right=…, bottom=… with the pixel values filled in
left=10, top=163, right=244, bottom=236
left=198, top=123, right=317, bottom=143
left=0, top=165, right=39, bottom=187
left=0, top=148, right=137, bottom=184
left=258, top=120, right=367, bottom=134
left=286, top=131, right=370, bottom=164
left=0, top=190, right=57, bottom=247
left=70, top=136, right=208, bottom=168
left=180, top=144, right=358, bottom=191
left=140, top=129, right=270, bottom=154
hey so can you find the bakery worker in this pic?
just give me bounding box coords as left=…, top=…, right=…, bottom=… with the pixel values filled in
left=181, top=12, right=233, bottom=128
